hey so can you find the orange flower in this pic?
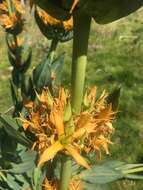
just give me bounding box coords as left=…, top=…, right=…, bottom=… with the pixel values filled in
left=69, top=178, right=83, bottom=190
left=0, top=0, right=24, bottom=33
left=0, top=13, right=19, bottom=29
left=36, top=88, right=53, bottom=108
left=42, top=177, right=83, bottom=190
left=20, top=87, right=115, bottom=169
left=8, top=36, right=24, bottom=50
left=37, top=7, right=73, bottom=31
left=13, top=0, right=25, bottom=14
left=42, top=178, right=58, bottom=190
left=50, top=101, right=65, bottom=136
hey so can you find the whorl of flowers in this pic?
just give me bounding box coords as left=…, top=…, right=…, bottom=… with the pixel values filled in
left=36, top=7, right=73, bottom=31
left=0, top=0, right=24, bottom=34
left=34, top=5, right=73, bottom=42
left=42, top=177, right=82, bottom=190
left=20, top=87, right=115, bottom=169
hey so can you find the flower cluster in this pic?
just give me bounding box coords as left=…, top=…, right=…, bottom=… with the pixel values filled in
left=0, top=0, right=24, bottom=34
left=20, top=87, right=115, bottom=169
left=36, top=7, right=73, bottom=31
left=34, top=5, right=73, bottom=42
left=42, top=177, right=82, bottom=190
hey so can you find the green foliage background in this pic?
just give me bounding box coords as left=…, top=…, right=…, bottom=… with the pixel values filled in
left=0, top=8, right=143, bottom=190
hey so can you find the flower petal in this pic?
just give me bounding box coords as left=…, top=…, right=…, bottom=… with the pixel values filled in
left=66, top=145, right=90, bottom=169
left=50, top=102, right=64, bottom=136
left=38, top=141, right=63, bottom=167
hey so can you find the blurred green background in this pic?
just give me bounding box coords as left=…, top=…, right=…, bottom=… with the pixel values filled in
left=0, top=8, right=143, bottom=190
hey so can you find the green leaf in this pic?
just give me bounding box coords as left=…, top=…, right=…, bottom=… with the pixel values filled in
left=20, top=149, right=37, bottom=163
left=9, top=161, right=35, bottom=174
left=14, top=174, right=31, bottom=189
left=51, top=54, right=65, bottom=85
left=11, top=68, right=22, bottom=87
left=79, top=161, right=143, bottom=185
left=10, top=80, right=19, bottom=106
left=0, top=171, right=31, bottom=189
left=0, top=115, right=32, bottom=147
left=33, top=167, right=42, bottom=190
left=0, top=171, right=7, bottom=181
left=21, top=76, right=35, bottom=100
left=1, top=134, right=17, bottom=162
left=80, top=161, right=123, bottom=184
left=116, top=163, right=143, bottom=170
left=125, top=174, right=143, bottom=180
left=64, top=101, right=72, bottom=122
left=21, top=50, right=32, bottom=73
left=102, top=160, right=125, bottom=170
left=7, top=49, right=17, bottom=68
left=9, top=159, right=36, bottom=174
left=33, top=57, right=51, bottom=91
left=6, top=174, right=22, bottom=190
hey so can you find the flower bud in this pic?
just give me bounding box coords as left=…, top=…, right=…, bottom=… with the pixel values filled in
left=35, top=7, right=73, bottom=42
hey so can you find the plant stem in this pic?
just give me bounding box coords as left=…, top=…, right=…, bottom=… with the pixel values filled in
left=71, top=11, right=91, bottom=114
left=60, top=156, right=72, bottom=190
left=60, top=11, right=91, bottom=190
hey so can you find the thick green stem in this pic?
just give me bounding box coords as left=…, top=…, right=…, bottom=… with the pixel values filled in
left=60, top=11, right=91, bottom=190
left=60, top=156, right=72, bottom=190
left=71, top=11, right=91, bottom=114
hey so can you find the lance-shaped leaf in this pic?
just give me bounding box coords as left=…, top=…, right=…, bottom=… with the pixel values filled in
left=20, top=49, right=32, bottom=73
left=0, top=115, right=32, bottom=147
left=21, top=76, right=35, bottom=100
left=51, top=54, right=65, bottom=85
left=10, top=80, right=19, bottom=106
left=33, top=57, right=51, bottom=91
left=8, top=150, right=37, bottom=174
left=32, top=167, right=42, bottom=190
left=79, top=161, right=143, bottom=185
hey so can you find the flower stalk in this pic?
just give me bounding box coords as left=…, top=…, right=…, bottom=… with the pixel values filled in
left=71, top=11, right=91, bottom=114
left=60, top=156, right=72, bottom=190
left=60, top=10, right=91, bottom=190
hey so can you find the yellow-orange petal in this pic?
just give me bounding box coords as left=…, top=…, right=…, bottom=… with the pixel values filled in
left=0, top=2, right=7, bottom=12
left=50, top=102, right=64, bottom=136
left=87, top=86, right=97, bottom=105
left=66, top=145, right=90, bottom=169
left=13, top=0, right=25, bottom=14
left=69, top=0, right=79, bottom=13
left=73, top=123, right=96, bottom=139
left=38, top=141, right=63, bottom=167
